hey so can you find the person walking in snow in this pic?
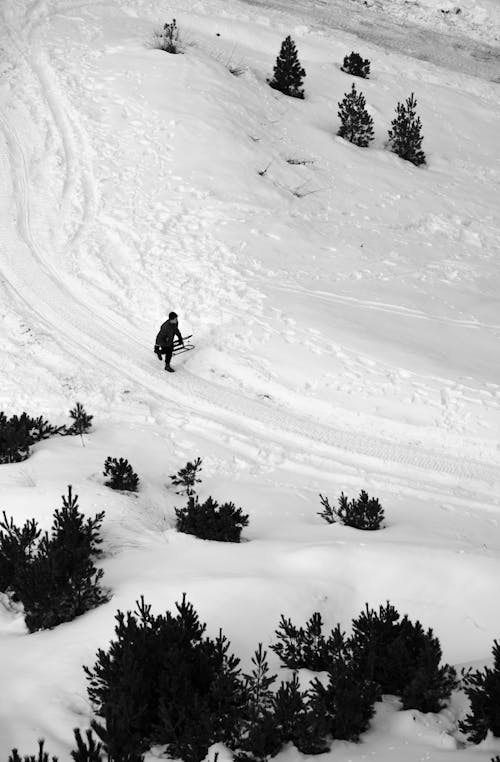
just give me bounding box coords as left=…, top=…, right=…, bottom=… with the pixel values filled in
left=154, top=311, right=184, bottom=372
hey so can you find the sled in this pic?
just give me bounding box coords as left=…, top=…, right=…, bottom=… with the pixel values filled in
left=172, top=334, right=194, bottom=355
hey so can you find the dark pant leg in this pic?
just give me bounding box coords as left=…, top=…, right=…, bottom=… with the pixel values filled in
left=163, top=346, right=173, bottom=367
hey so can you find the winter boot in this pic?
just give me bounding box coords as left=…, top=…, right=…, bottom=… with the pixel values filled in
left=165, top=365, right=175, bottom=372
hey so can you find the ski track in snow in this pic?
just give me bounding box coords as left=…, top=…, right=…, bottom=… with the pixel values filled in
left=1, top=2, right=500, bottom=756
left=0, top=0, right=499, bottom=508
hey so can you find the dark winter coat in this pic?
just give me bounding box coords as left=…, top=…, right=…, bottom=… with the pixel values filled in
left=155, top=320, right=183, bottom=348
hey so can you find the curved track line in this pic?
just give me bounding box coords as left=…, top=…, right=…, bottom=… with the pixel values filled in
left=0, top=1, right=498, bottom=493
left=270, top=283, right=500, bottom=333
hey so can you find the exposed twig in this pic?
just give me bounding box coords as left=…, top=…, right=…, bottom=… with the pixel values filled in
left=258, top=160, right=273, bottom=177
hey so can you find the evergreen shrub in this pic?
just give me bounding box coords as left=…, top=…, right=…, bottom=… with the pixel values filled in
left=0, top=486, right=108, bottom=631
left=268, top=36, right=305, bottom=99
left=350, top=602, right=457, bottom=712
left=270, top=612, right=377, bottom=744
left=341, top=51, right=370, bottom=78
left=234, top=643, right=280, bottom=762
left=170, top=457, right=202, bottom=496
left=270, top=611, right=347, bottom=670
left=337, top=84, right=374, bottom=147
left=235, top=644, right=327, bottom=761
left=85, top=595, right=245, bottom=762
left=387, top=92, right=426, bottom=166
left=8, top=740, right=58, bottom=762
left=9, top=729, right=107, bottom=762
left=308, top=654, right=379, bottom=742
left=318, top=490, right=384, bottom=530
left=272, top=673, right=327, bottom=754
left=64, top=402, right=93, bottom=437
left=175, top=496, right=249, bottom=542
left=459, top=640, right=500, bottom=743
left=0, top=512, right=40, bottom=593
left=103, top=457, right=139, bottom=492
left=0, top=411, right=64, bottom=464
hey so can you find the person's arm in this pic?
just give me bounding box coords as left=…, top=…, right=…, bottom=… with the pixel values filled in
left=175, top=327, right=183, bottom=344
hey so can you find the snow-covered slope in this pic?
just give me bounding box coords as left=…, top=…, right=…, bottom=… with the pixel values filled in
left=0, top=0, right=499, bottom=757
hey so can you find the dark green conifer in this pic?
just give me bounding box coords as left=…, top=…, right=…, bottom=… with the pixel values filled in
left=269, top=36, right=305, bottom=99
left=387, top=92, right=426, bottom=166
left=337, top=84, right=374, bottom=147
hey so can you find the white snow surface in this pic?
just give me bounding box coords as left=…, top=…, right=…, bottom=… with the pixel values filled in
left=0, top=0, right=500, bottom=758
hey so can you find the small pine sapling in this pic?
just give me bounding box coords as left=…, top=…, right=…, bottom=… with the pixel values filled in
left=337, top=83, right=374, bottom=147
left=273, top=673, right=327, bottom=754
left=10, top=486, right=108, bottom=632
left=0, top=512, right=40, bottom=592
left=271, top=611, right=348, bottom=671
left=175, top=495, right=249, bottom=542
left=8, top=741, right=58, bottom=762
left=103, top=457, right=140, bottom=492
left=341, top=51, right=371, bottom=78
left=268, top=36, right=306, bottom=99
left=459, top=640, right=500, bottom=742
left=65, top=402, right=93, bottom=442
left=153, top=19, right=180, bottom=53
left=387, top=92, right=426, bottom=166
left=235, top=645, right=280, bottom=762
left=170, top=457, right=202, bottom=496
left=318, top=490, right=384, bottom=530
left=308, top=653, right=379, bottom=742
left=244, top=643, right=277, bottom=720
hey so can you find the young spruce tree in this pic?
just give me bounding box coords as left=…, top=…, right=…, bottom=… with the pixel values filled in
left=268, top=36, right=305, bottom=99
left=459, top=639, right=500, bottom=743
left=387, top=92, right=426, bottom=166
left=337, top=84, right=374, bottom=148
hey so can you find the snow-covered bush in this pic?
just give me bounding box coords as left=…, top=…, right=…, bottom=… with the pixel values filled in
left=341, top=51, right=370, bottom=78
left=85, top=594, right=244, bottom=762
left=350, top=602, right=457, bottom=712
left=170, top=457, right=202, bottom=496
left=387, top=92, right=426, bottom=166
left=337, top=83, right=374, bottom=147
left=0, top=411, right=64, bottom=463
left=268, top=36, right=305, bottom=99
left=175, top=495, right=249, bottom=542
left=318, top=490, right=384, bottom=529
left=459, top=639, right=500, bottom=742
left=0, top=486, right=108, bottom=632
left=103, top=456, right=139, bottom=492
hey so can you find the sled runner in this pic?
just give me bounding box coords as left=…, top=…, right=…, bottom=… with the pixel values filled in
left=172, top=334, right=194, bottom=355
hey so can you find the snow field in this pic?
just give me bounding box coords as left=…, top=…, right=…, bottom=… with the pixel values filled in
left=0, top=0, right=499, bottom=758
